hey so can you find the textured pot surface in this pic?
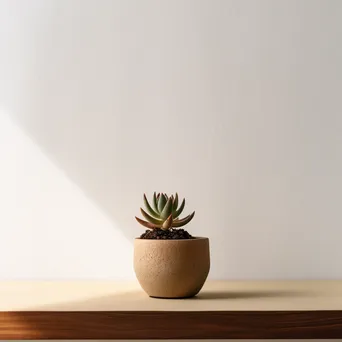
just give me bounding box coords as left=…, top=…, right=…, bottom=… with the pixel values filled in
left=134, top=237, right=210, bottom=298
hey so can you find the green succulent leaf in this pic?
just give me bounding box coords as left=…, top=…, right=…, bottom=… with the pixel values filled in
left=153, top=192, right=159, bottom=213
left=135, top=216, right=160, bottom=229
left=140, top=208, right=163, bottom=225
left=158, top=193, right=167, bottom=213
left=144, top=194, right=160, bottom=218
left=172, top=211, right=195, bottom=227
left=174, top=198, right=185, bottom=219
left=162, top=214, right=173, bottom=230
left=172, top=193, right=179, bottom=213
left=136, top=192, right=195, bottom=231
left=160, top=196, right=173, bottom=220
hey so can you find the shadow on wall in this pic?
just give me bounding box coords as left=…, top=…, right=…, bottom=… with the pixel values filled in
left=0, top=0, right=211, bottom=244
left=7, top=0, right=341, bottom=280
left=0, top=110, right=134, bottom=279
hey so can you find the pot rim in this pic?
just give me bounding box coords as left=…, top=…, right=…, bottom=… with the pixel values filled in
left=134, top=236, right=208, bottom=241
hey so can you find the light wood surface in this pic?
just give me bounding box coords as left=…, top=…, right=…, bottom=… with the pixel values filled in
left=1, top=280, right=342, bottom=311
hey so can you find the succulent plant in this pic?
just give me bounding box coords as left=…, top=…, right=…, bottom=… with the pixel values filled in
left=135, top=192, right=195, bottom=230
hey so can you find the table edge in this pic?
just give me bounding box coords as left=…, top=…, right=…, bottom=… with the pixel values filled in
left=1, top=310, right=342, bottom=339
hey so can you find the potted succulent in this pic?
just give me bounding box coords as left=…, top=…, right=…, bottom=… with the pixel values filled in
left=134, top=192, right=210, bottom=298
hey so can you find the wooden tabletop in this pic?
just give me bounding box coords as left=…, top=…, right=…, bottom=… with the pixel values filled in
left=1, top=280, right=342, bottom=339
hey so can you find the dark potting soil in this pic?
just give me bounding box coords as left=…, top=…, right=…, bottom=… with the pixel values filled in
left=140, top=228, right=194, bottom=240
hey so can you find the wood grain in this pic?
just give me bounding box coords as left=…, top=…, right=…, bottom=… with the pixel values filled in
left=1, top=310, right=342, bottom=340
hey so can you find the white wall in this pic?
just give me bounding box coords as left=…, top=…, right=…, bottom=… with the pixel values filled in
left=0, top=0, right=342, bottom=280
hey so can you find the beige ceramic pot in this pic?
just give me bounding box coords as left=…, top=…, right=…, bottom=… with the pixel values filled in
left=134, top=237, right=210, bottom=298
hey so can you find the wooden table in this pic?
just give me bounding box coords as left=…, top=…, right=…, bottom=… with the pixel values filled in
left=0, top=280, right=342, bottom=339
